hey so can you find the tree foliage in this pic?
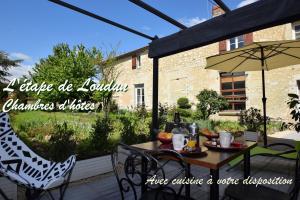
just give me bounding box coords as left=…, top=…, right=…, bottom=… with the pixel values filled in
left=0, top=51, right=21, bottom=83
left=92, top=50, right=120, bottom=116
left=196, top=89, right=228, bottom=120
left=0, top=51, right=22, bottom=104
left=31, top=44, right=101, bottom=106
left=177, top=97, right=191, bottom=109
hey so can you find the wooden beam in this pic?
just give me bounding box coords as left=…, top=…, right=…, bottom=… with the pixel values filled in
left=151, top=58, right=159, bottom=141
left=49, top=0, right=156, bottom=40
left=214, top=0, right=231, bottom=13
left=129, top=0, right=187, bottom=29
left=149, top=0, right=300, bottom=58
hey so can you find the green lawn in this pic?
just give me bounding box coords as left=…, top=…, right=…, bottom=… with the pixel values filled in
left=9, top=111, right=151, bottom=160
left=11, top=111, right=99, bottom=141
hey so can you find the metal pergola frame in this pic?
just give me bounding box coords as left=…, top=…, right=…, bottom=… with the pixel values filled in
left=49, top=0, right=300, bottom=141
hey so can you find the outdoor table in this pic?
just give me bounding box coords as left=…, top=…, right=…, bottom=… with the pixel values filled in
left=131, top=140, right=257, bottom=200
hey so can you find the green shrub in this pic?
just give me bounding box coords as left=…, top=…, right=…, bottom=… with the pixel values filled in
left=266, top=121, right=288, bottom=134
left=214, top=121, right=245, bottom=132
left=118, top=112, right=150, bottom=145
left=110, top=99, right=119, bottom=113
left=177, top=108, right=192, bottom=118
left=196, top=89, right=228, bottom=120
left=134, top=104, right=149, bottom=118
left=90, top=115, right=113, bottom=152
left=177, top=97, right=191, bottom=109
left=194, top=120, right=218, bottom=131
left=48, top=122, right=76, bottom=162
left=158, top=103, right=169, bottom=130
left=240, top=107, right=269, bottom=132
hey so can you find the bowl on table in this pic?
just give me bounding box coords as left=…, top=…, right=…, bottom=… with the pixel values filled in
left=157, top=132, right=173, bottom=144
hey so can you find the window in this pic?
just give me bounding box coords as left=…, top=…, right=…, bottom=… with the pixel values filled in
left=228, top=36, right=244, bottom=50
left=297, top=80, right=300, bottom=95
left=132, top=55, right=142, bottom=69
left=132, top=55, right=137, bottom=69
left=220, top=72, right=246, bottom=110
left=136, top=55, right=141, bottom=68
left=135, top=84, right=145, bottom=106
left=293, top=22, right=300, bottom=40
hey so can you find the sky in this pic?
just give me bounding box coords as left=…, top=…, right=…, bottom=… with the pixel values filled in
left=0, top=0, right=259, bottom=79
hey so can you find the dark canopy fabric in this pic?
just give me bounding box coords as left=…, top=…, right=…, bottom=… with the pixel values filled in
left=149, top=0, right=300, bottom=58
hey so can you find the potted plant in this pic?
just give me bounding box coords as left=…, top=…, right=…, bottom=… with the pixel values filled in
left=287, top=94, right=300, bottom=132
left=287, top=93, right=300, bottom=151
left=240, top=107, right=269, bottom=141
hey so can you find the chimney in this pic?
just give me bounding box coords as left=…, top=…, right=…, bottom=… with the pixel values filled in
left=212, top=5, right=225, bottom=17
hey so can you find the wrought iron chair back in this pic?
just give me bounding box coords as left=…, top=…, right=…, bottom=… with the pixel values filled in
left=144, top=149, right=190, bottom=200
left=224, top=150, right=300, bottom=200
left=111, top=143, right=191, bottom=200
left=111, top=143, right=151, bottom=200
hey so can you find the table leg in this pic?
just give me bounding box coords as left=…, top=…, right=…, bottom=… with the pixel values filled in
left=244, top=150, right=250, bottom=179
left=141, top=156, right=148, bottom=193
left=185, top=163, right=191, bottom=200
left=210, top=169, right=219, bottom=200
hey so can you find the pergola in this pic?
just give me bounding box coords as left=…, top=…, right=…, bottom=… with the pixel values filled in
left=49, top=0, right=300, bottom=140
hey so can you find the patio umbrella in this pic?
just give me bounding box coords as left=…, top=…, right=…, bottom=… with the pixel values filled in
left=205, top=40, right=300, bottom=147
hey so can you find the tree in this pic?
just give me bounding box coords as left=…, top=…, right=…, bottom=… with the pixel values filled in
left=196, top=89, right=228, bottom=120
left=0, top=51, right=21, bottom=83
left=31, top=44, right=100, bottom=108
left=93, top=49, right=120, bottom=117
left=0, top=51, right=22, bottom=104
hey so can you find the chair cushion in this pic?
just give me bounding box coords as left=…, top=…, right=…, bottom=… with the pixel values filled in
left=225, top=182, right=290, bottom=200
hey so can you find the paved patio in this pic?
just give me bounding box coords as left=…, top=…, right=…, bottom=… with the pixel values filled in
left=39, top=149, right=297, bottom=200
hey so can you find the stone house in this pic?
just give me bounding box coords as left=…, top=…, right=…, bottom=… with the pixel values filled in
left=113, top=6, right=300, bottom=122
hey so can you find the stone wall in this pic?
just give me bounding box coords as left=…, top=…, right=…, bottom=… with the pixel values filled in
left=114, top=23, right=299, bottom=122
left=247, top=24, right=300, bottom=121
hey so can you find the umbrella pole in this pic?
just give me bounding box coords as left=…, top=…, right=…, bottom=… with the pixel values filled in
left=262, top=69, right=268, bottom=147
left=260, top=46, right=268, bottom=147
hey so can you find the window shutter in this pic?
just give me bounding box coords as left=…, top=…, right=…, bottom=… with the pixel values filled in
left=132, top=55, right=137, bottom=69
left=244, top=33, right=253, bottom=45
left=219, top=40, right=227, bottom=53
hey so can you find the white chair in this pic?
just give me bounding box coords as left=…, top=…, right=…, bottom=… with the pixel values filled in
left=0, top=112, right=76, bottom=200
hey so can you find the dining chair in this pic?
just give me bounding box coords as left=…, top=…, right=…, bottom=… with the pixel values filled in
left=227, top=131, right=297, bottom=171
left=223, top=150, right=300, bottom=200
left=111, top=143, right=192, bottom=200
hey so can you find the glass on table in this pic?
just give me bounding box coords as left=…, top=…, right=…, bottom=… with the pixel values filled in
left=233, top=131, right=245, bottom=147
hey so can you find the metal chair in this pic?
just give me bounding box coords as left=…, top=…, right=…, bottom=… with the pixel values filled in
left=227, top=131, right=297, bottom=171
left=223, top=150, right=300, bottom=200
left=0, top=112, right=76, bottom=200
left=111, top=143, right=192, bottom=200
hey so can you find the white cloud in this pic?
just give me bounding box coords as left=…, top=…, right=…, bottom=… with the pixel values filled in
left=7, top=64, right=34, bottom=80
left=179, top=17, right=207, bottom=27
left=10, top=52, right=31, bottom=61
left=237, top=0, right=259, bottom=8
